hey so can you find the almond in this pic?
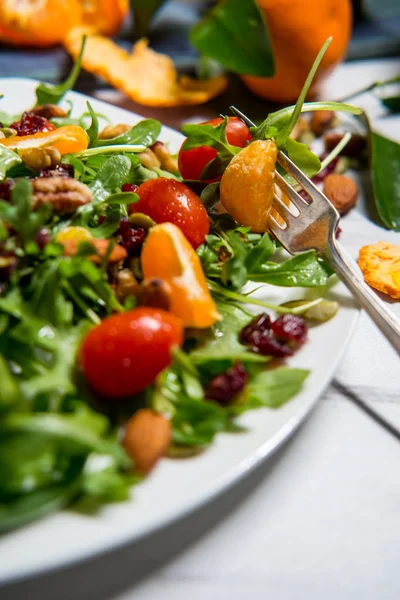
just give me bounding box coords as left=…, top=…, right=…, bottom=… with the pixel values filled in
left=323, top=174, right=358, bottom=215
left=123, top=409, right=171, bottom=474
left=310, top=110, right=335, bottom=136
left=324, top=131, right=367, bottom=157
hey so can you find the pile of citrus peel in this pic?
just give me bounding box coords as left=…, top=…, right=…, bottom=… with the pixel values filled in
left=0, top=0, right=227, bottom=107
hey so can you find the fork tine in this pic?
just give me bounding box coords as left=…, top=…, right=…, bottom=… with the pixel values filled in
left=229, top=106, right=256, bottom=128
left=267, top=214, right=293, bottom=253
left=277, top=151, right=336, bottom=212
left=274, top=171, right=308, bottom=212
left=271, top=193, right=299, bottom=227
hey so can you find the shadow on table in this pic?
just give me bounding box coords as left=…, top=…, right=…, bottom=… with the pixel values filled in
left=0, top=426, right=301, bottom=600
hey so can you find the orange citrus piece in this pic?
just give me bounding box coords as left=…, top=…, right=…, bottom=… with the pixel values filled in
left=220, top=140, right=278, bottom=232
left=358, top=241, right=400, bottom=300
left=1, top=125, right=88, bottom=155
left=242, top=0, right=352, bottom=103
left=141, top=222, right=221, bottom=328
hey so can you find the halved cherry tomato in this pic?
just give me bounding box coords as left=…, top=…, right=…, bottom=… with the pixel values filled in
left=80, top=307, right=183, bottom=399
left=0, top=125, right=88, bottom=155
left=132, top=178, right=209, bottom=249
left=178, top=116, right=251, bottom=181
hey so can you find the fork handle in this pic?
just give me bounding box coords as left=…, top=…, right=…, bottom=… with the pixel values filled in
left=327, top=240, right=400, bottom=355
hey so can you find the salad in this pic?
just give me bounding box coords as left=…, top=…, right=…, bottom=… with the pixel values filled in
left=0, top=39, right=363, bottom=531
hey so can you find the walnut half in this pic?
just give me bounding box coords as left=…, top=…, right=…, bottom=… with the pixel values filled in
left=19, top=147, right=61, bottom=171
left=32, top=176, right=92, bottom=214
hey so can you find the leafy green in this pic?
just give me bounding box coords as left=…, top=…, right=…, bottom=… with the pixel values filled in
left=172, top=396, right=228, bottom=447
left=0, top=179, right=51, bottom=250
left=94, top=119, right=161, bottom=148
left=0, top=146, right=22, bottom=181
left=35, top=36, right=86, bottom=106
left=249, top=251, right=331, bottom=287
left=370, top=131, right=400, bottom=230
left=85, top=101, right=99, bottom=147
left=244, top=367, right=309, bottom=410
left=0, top=353, right=19, bottom=412
left=191, top=0, right=274, bottom=77
left=90, top=155, right=132, bottom=203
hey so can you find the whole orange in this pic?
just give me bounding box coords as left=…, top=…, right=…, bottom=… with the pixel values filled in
left=242, top=0, right=352, bottom=103
left=81, top=0, right=129, bottom=37
left=0, top=0, right=82, bottom=47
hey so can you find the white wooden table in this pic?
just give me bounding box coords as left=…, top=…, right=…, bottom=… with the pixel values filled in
left=2, top=58, right=400, bottom=600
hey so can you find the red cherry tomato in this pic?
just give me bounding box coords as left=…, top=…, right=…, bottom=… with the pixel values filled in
left=80, top=307, right=183, bottom=399
left=132, top=178, right=209, bottom=249
left=178, top=116, right=251, bottom=181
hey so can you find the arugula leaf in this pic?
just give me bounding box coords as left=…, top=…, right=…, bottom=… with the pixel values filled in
left=35, top=37, right=86, bottom=106
left=191, top=0, right=274, bottom=77
left=36, top=36, right=86, bottom=106
left=283, top=138, right=321, bottom=178
left=0, top=460, right=83, bottom=532
left=0, top=146, right=22, bottom=181
left=85, top=101, right=99, bottom=147
left=90, top=155, right=132, bottom=203
left=0, top=179, right=52, bottom=250
left=244, top=366, right=309, bottom=410
left=172, top=396, right=228, bottom=447
left=244, top=233, right=275, bottom=273
left=94, top=119, right=161, bottom=148
left=370, top=131, right=400, bottom=230
left=0, top=353, right=19, bottom=412
left=249, top=251, right=331, bottom=287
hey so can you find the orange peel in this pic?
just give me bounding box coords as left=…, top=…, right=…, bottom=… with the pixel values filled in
left=64, top=28, right=227, bottom=107
left=358, top=241, right=400, bottom=300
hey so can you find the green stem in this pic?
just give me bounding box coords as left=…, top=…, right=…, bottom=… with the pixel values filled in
left=74, top=144, right=146, bottom=158
left=319, top=132, right=351, bottom=171
left=61, top=280, right=100, bottom=324
left=208, top=280, right=322, bottom=314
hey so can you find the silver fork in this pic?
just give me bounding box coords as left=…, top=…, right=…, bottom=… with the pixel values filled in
left=230, top=106, right=400, bottom=355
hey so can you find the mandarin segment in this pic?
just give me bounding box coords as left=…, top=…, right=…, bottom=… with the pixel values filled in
left=0, top=125, right=88, bottom=155
left=220, top=140, right=278, bottom=232
left=141, top=223, right=221, bottom=329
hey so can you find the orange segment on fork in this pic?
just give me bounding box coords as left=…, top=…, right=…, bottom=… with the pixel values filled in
left=141, top=222, right=221, bottom=329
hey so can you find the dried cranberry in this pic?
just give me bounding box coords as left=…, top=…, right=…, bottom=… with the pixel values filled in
left=39, top=164, right=74, bottom=178
left=248, top=330, right=293, bottom=357
left=118, top=218, right=146, bottom=256
left=0, top=180, right=14, bottom=202
left=239, top=312, right=271, bottom=344
left=271, top=314, right=307, bottom=345
left=36, top=228, right=50, bottom=250
left=121, top=183, right=139, bottom=193
left=10, top=111, right=56, bottom=136
left=205, top=363, right=247, bottom=405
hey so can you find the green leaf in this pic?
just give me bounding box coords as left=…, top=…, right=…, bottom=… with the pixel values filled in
left=244, top=367, right=309, bottom=410
left=0, top=353, right=20, bottom=412
left=94, top=119, right=161, bottom=148
left=370, top=131, right=400, bottom=230
left=85, top=101, right=99, bottom=147
left=245, top=234, right=275, bottom=274
left=172, top=396, right=228, bottom=447
left=90, top=155, right=132, bottom=204
left=35, top=36, right=87, bottom=106
left=191, top=0, right=275, bottom=77
left=0, top=146, right=22, bottom=181
left=283, top=138, right=321, bottom=178
left=249, top=251, right=331, bottom=287
left=0, top=460, right=83, bottom=532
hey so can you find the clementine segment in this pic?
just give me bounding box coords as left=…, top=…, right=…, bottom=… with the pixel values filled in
left=220, top=140, right=278, bottom=232
left=242, top=0, right=352, bottom=102
left=0, top=125, right=88, bottom=155
left=141, top=223, right=221, bottom=329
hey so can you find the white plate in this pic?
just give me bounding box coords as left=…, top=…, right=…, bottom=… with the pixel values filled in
left=0, top=78, right=359, bottom=584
